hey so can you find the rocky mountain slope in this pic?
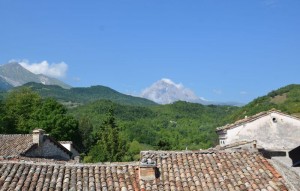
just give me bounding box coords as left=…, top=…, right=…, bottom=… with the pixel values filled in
left=0, top=62, right=71, bottom=89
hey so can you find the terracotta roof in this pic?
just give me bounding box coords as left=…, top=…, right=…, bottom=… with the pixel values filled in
left=0, top=161, right=140, bottom=191
left=216, top=109, right=299, bottom=132
left=0, top=134, right=72, bottom=158
left=0, top=134, right=35, bottom=157
left=0, top=150, right=288, bottom=190
left=140, top=150, right=287, bottom=191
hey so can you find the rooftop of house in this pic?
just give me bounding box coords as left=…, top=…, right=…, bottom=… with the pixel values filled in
left=0, top=134, right=35, bottom=157
left=0, top=150, right=288, bottom=191
left=270, top=156, right=300, bottom=190
left=0, top=130, right=72, bottom=158
left=216, top=109, right=300, bottom=132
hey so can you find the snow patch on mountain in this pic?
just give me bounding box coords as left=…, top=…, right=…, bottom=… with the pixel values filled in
left=141, top=78, right=207, bottom=104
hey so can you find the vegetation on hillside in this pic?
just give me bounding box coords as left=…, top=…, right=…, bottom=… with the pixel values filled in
left=84, top=107, right=127, bottom=163
left=223, top=84, right=300, bottom=123
left=70, top=100, right=238, bottom=156
left=7, top=82, right=157, bottom=107
left=2, top=83, right=300, bottom=163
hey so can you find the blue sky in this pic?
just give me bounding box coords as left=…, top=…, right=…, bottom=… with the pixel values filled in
left=0, top=0, right=299, bottom=103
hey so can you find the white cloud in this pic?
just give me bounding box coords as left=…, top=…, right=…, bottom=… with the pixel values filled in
left=17, top=60, right=68, bottom=78
left=240, top=91, right=248, bottom=95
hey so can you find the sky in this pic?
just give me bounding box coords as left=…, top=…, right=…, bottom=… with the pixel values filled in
left=0, top=0, right=300, bottom=103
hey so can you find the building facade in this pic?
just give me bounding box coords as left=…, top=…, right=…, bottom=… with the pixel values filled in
left=216, top=110, right=300, bottom=151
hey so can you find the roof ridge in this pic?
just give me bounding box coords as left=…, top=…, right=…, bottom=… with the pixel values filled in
left=140, top=149, right=246, bottom=154
left=0, top=134, right=31, bottom=136
left=0, top=160, right=139, bottom=167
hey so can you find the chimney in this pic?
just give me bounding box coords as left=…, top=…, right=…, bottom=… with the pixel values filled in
left=139, top=155, right=158, bottom=181
left=32, top=129, right=45, bottom=146
left=253, top=140, right=257, bottom=149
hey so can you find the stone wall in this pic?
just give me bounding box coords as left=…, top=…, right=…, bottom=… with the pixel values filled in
left=26, top=139, right=70, bottom=160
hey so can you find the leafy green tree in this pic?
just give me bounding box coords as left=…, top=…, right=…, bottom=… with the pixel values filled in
left=4, top=87, right=41, bottom=133
left=3, top=88, right=82, bottom=149
left=121, top=140, right=141, bottom=161
left=32, top=98, right=81, bottom=144
left=85, top=107, right=127, bottom=162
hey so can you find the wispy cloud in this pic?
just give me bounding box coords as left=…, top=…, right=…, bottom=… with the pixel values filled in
left=240, top=91, right=248, bottom=95
left=213, top=89, right=223, bottom=95
left=262, top=0, right=279, bottom=7
left=12, top=59, right=68, bottom=78
left=72, top=77, right=81, bottom=82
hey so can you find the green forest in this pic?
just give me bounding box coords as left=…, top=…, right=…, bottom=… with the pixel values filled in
left=1, top=84, right=300, bottom=162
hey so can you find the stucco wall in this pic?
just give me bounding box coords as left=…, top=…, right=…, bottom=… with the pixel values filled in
left=61, top=143, right=80, bottom=158
left=26, top=139, right=70, bottom=160
left=224, top=112, right=300, bottom=150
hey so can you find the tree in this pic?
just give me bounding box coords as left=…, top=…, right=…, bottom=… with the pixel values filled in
left=78, top=115, right=95, bottom=152
left=85, top=107, right=127, bottom=162
left=32, top=98, right=82, bottom=145
left=4, top=87, right=41, bottom=133
left=3, top=88, right=81, bottom=147
left=0, top=99, right=10, bottom=133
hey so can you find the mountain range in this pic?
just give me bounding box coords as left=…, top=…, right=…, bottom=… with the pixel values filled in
left=0, top=62, right=243, bottom=106
left=0, top=62, right=71, bottom=90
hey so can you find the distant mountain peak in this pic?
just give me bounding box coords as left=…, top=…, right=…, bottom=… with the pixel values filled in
left=141, top=78, right=205, bottom=104
left=0, top=62, right=71, bottom=90
left=160, top=78, right=182, bottom=88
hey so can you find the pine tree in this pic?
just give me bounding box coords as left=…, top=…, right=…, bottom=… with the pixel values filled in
left=85, top=107, right=127, bottom=162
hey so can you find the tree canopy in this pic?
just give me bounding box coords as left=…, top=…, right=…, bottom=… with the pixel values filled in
left=84, top=107, right=127, bottom=162
left=0, top=87, right=81, bottom=146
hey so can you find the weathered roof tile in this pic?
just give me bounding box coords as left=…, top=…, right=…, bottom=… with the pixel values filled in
left=0, top=150, right=289, bottom=190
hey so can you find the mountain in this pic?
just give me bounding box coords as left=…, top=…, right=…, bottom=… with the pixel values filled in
left=0, top=62, right=71, bottom=89
left=141, top=78, right=244, bottom=106
left=0, top=76, right=13, bottom=90
left=141, top=78, right=213, bottom=105
left=14, top=82, right=157, bottom=107
left=224, top=84, right=300, bottom=123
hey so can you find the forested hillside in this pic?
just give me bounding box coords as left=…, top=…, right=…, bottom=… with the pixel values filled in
left=70, top=100, right=237, bottom=153
left=3, top=82, right=157, bottom=107
left=224, top=84, right=300, bottom=123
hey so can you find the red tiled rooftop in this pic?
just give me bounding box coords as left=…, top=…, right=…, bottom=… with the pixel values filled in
left=0, top=134, right=34, bottom=156
left=0, top=150, right=288, bottom=190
